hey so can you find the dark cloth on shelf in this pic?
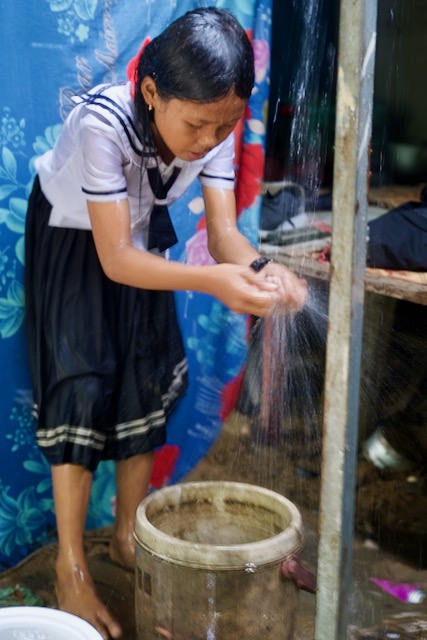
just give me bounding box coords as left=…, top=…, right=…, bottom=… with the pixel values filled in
left=367, top=202, right=427, bottom=271
left=260, top=185, right=305, bottom=231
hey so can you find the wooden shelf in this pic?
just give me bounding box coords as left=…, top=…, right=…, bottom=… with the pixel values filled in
left=263, top=250, right=427, bottom=306
left=260, top=184, right=427, bottom=306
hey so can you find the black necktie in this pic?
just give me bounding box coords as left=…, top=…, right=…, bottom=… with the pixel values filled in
left=147, top=165, right=181, bottom=252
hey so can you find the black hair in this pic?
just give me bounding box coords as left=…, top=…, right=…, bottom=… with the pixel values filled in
left=134, top=7, right=254, bottom=144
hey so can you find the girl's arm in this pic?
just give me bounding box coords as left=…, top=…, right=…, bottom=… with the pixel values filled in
left=87, top=198, right=279, bottom=317
left=203, top=186, right=260, bottom=265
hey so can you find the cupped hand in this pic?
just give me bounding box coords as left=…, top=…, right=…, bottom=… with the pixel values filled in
left=204, top=263, right=280, bottom=317
left=257, top=261, right=308, bottom=313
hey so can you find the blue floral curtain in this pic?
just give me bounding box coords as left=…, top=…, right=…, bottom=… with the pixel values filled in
left=0, top=0, right=272, bottom=568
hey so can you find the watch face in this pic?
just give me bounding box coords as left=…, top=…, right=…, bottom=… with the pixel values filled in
left=250, top=256, right=272, bottom=272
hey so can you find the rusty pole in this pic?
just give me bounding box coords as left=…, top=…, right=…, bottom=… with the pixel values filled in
left=314, top=0, right=377, bottom=638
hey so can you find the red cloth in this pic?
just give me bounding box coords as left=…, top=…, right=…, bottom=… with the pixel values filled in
left=126, top=36, right=151, bottom=98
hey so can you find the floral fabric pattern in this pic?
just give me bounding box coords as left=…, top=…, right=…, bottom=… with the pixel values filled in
left=0, top=0, right=271, bottom=568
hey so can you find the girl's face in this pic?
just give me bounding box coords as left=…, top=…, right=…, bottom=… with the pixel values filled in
left=140, top=79, right=246, bottom=164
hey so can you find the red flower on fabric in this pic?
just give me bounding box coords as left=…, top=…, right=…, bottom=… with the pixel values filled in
left=220, top=372, right=245, bottom=422
left=196, top=216, right=206, bottom=231
left=150, top=444, right=181, bottom=488
left=233, top=111, right=246, bottom=169
left=235, top=141, right=264, bottom=215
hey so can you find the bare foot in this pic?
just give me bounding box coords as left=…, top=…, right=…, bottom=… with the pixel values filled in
left=154, top=626, right=187, bottom=640
left=55, top=559, right=122, bottom=640
left=109, top=528, right=136, bottom=570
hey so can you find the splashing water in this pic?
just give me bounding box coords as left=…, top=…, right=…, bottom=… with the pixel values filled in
left=287, top=0, right=335, bottom=193
left=266, top=0, right=337, bottom=192
left=236, top=284, right=328, bottom=488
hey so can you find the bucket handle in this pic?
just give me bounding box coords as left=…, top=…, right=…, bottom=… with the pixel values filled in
left=281, top=555, right=317, bottom=594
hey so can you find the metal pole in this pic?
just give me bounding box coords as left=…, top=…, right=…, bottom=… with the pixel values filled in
left=314, top=0, right=377, bottom=638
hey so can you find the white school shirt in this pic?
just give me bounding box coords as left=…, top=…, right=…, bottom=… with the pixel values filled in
left=35, top=82, right=236, bottom=249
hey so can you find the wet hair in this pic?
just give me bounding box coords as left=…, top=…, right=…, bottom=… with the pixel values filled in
left=134, top=7, right=255, bottom=145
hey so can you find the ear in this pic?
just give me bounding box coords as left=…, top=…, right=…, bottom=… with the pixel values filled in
left=140, top=76, right=158, bottom=108
left=140, top=76, right=157, bottom=104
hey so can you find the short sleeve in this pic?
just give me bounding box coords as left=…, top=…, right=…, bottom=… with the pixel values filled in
left=77, top=113, right=129, bottom=202
left=198, top=132, right=236, bottom=191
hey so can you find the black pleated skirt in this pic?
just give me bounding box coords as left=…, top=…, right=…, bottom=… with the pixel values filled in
left=25, top=177, right=188, bottom=471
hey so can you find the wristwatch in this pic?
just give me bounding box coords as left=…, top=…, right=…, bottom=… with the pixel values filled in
left=249, top=256, right=274, bottom=272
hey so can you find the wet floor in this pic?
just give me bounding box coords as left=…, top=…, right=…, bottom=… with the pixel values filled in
left=0, top=412, right=426, bottom=639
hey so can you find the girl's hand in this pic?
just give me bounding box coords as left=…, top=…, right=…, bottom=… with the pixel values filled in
left=203, top=263, right=306, bottom=317
left=257, top=261, right=308, bottom=313
left=203, top=263, right=280, bottom=317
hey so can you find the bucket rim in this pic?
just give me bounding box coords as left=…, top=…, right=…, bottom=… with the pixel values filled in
left=134, top=481, right=303, bottom=570
left=0, top=606, right=104, bottom=639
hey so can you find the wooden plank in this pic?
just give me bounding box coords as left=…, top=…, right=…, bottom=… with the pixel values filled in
left=267, top=251, right=427, bottom=305
left=364, top=271, right=427, bottom=304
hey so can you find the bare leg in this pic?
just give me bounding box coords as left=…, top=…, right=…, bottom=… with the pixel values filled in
left=109, top=452, right=154, bottom=569
left=52, top=464, right=122, bottom=640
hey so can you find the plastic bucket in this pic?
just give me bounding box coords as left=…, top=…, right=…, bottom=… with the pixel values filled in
left=0, top=606, right=104, bottom=639
left=134, top=481, right=303, bottom=639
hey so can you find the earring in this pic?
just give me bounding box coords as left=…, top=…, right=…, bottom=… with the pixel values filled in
left=148, top=104, right=153, bottom=112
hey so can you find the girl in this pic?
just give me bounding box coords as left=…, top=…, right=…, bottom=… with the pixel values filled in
left=25, top=7, right=307, bottom=639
